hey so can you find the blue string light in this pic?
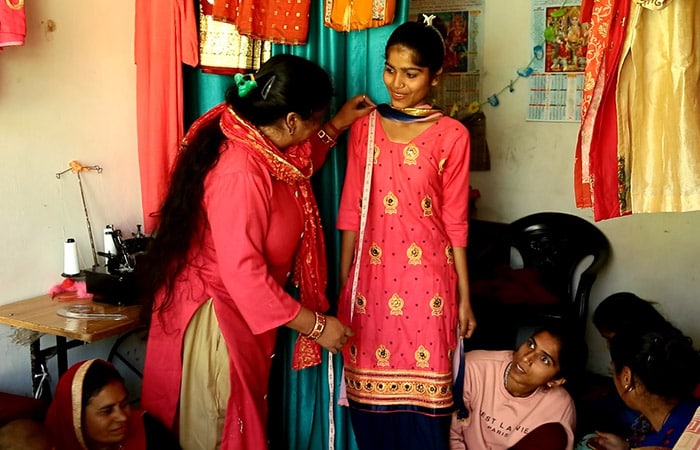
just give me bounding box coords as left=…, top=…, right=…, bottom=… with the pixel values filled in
left=463, top=2, right=568, bottom=116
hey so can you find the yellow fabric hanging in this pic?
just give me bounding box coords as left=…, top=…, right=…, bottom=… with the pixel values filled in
left=323, top=0, right=396, bottom=32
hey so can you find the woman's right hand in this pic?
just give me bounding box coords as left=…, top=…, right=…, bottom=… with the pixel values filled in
left=316, top=315, right=353, bottom=354
left=328, top=94, right=376, bottom=132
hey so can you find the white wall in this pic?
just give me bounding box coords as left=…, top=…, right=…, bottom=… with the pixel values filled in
left=0, top=0, right=698, bottom=396
left=474, top=2, right=700, bottom=376
left=0, top=1, right=140, bottom=395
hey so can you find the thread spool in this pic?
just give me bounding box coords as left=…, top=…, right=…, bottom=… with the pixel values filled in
left=103, top=225, right=117, bottom=265
left=63, top=238, right=80, bottom=277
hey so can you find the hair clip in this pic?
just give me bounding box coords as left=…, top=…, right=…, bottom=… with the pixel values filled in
left=234, top=73, right=257, bottom=98
left=422, top=14, right=436, bottom=27
left=261, top=75, right=276, bottom=100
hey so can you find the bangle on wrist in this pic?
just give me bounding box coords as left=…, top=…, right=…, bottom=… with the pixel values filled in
left=317, top=128, right=336, bottom=146
left=304, top=312, right=326, bottom=341
left=325, top=120, right=341, bottom=138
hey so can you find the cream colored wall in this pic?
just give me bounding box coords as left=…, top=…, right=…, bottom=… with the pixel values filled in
left=0, top=1, right=140, bottom=395
left=0, top=0, right=698, bottom=396
left=473, top=2, right=700, bottom=376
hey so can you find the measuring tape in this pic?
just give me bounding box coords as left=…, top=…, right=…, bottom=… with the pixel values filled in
left=349, top=110, right=376, bottom=321
left=328, top=111, right=377, bottom=450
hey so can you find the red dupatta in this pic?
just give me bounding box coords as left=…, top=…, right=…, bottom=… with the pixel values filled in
left=44, top=359, right=147, bottom=450
left=185, top=103, right=329, bottom=369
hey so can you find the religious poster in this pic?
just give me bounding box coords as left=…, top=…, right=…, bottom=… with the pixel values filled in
left=407, top=0, right=485, bottom=116
left=527, top=0, right=588, bottom=122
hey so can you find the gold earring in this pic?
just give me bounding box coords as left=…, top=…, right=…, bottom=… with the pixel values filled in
left=624, top=384, right=634, bottom=393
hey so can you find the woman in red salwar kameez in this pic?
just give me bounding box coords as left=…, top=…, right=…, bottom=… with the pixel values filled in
left=139, top=54, right=374, bottom=450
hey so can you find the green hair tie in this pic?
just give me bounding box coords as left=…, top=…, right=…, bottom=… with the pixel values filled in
left=234, top=73, right=258, bottom=98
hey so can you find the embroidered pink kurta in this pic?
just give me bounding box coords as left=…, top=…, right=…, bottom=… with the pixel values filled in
left=141, top=126, right=331, bottom=450
left=337, top=114, right=470, bottom=415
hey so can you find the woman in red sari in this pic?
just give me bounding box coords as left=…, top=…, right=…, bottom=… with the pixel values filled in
left=44, top=359, right=178, bottom=450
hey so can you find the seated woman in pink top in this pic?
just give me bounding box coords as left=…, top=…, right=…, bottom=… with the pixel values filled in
left=450, top=322, right=587, bottom=450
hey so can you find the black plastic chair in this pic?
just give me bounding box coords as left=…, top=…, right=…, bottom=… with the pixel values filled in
left=466, top=212, right=611, bottom=351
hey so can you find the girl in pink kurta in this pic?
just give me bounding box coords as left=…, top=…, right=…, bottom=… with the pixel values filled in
left=337, top=17, right=476, bottom=450
left=139, top=55, right=373, bottom=450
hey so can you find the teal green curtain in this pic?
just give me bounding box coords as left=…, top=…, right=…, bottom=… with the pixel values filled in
left=183, top=2, right=408, bottom=449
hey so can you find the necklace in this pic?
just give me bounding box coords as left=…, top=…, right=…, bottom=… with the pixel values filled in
left=376, top=103, right=444, bottom=123
left=503, top=362, right=513, bottom=392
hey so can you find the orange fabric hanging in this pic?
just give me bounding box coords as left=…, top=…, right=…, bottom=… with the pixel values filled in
left=135, top=0, right=199, bottom=233
left=211, top=0, right=310, bottom=45
left=323, top=0, right=395, bottom=32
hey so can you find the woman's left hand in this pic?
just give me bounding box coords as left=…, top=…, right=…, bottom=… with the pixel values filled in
left=585, top=431, right=630, bottom=450
left=329, top=94, right=376, bottom=132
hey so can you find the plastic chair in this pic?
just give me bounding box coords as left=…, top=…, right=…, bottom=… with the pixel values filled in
left=466, top=212, right=611, bottom=350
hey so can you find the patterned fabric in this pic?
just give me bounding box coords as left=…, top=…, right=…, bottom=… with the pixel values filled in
left=323, top=0, right=396, bottom=32
left=211, top=0, right=310, bottom=45
left=199, top=0, right=271, bottom=75
left=574, top=0, right=630, bottom=219
left=337, top=113, right=470, bottom=416
left=575, top=0, right=700, bottom=220
left=633, top=398, right=700, bottom=448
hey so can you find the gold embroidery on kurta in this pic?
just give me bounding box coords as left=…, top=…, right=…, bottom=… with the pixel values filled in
left=421, top=195, right=433, bottom=216
left=438, top=158, right=447, bottom=175
left=445, top=245, right=454, bottom=264
left=388, top=293, right=404, bottom=315
left=430, top=294, right=445, bottom=316
left=342, top=366, right=454, bottom=409
left=384, top=192, right=398, bottom=214
left=355, top=293, right=367, bottom=314
left=407, top=243, right=422, bottom=265
left=634, top=0, right=671, bottom=10
left=415, top=345, right=430, bottom=368
left=373, top=145, right=380, bottom=164
left=369, top=244, right=382, bottom=264
left=376, top=345, right=390, bottom=366
left=349, top=344, right=357, bottom=364
left=403, top=143, right=419, bottom=165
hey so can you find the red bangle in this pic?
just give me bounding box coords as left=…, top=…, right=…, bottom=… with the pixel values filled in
left=305, top=312, right=326, bottom=341
left=325, top=121, right=341, bottom=137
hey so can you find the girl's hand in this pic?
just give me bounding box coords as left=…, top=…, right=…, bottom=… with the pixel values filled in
left=459, top=298, right=477, bottom=339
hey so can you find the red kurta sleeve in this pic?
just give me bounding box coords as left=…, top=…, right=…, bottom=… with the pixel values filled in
left=336, top=117, right=368, bottom=231
left=440, top=121, right=471, bottom=248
